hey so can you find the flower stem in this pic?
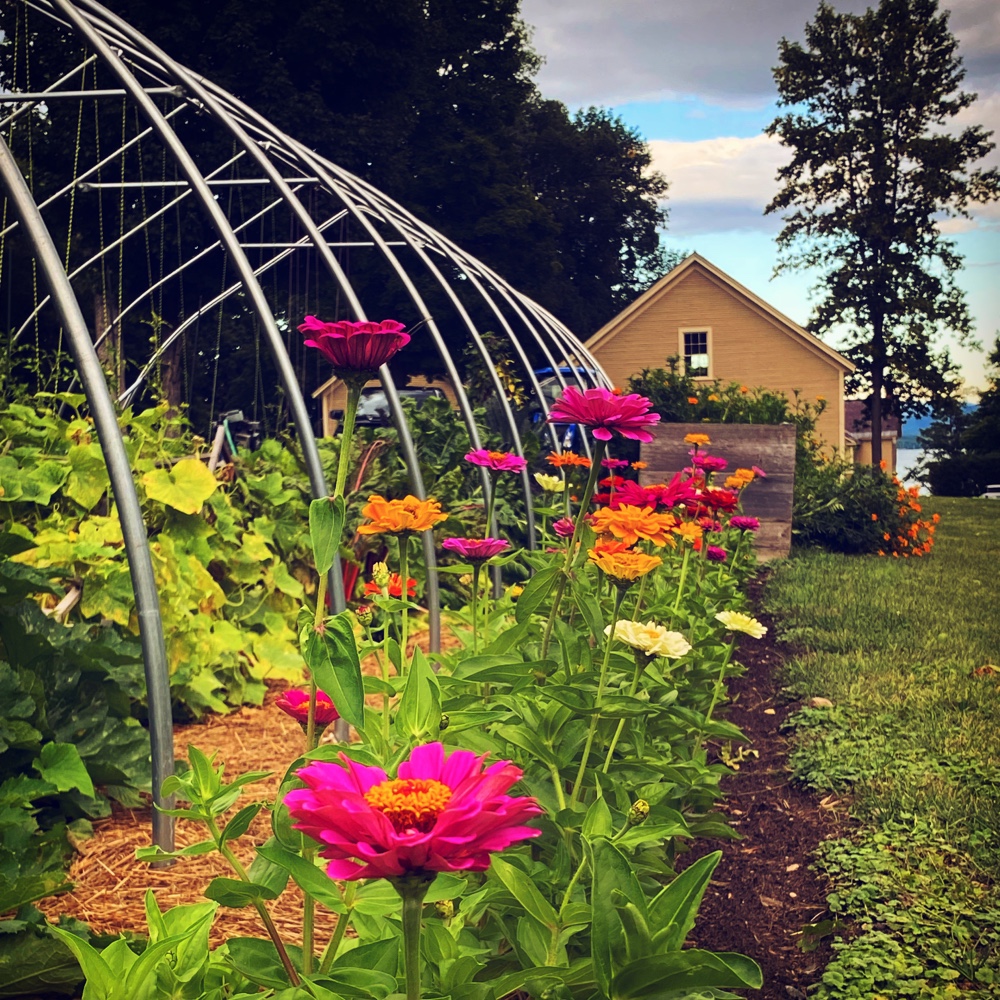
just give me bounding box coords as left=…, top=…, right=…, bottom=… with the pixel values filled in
left=703, top=639, right=736, bottom=728
left=602, top=651, right=648, bottom=773
left=630, top=572, right=648, bottom=621
left=207, top=817, right=300, bottom=987
left=396, top=875, right=434, bottom=1000
left=542, top=441, right=606, bottom=658
left=318, top=882, right=356, bottom=973
left=470, top=562, right=481, bottom=656
left=671, top=546, right=692, bottom=620
left=334, top=385, right=361, bottom=500
left=557, top=854, right=587, bottom=924
left=485, top=472, right=498, bottom=537
left=399, top=534, right=410, bottom=670
left=547, top=761, right=567, bottom=812
left=570, top=586, right=625, bottom=806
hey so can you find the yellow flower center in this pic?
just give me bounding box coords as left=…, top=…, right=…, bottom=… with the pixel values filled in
left=364, top=778, right=453, bottom=833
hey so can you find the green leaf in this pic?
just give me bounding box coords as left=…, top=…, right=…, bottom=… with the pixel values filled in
left=309, top=496, right=346, bottom=576
left=141, top=458, right=219, bottom=514
left=610, top=949, right=763, bottom=998
left=65, top=443, right=110, bottom=510
left=221, top=802, right=263, bottom=845
left=254, top=843, right=348, bottom=913
left=204, top=877, right=280, bottom=908
left=581, top=796, right=613, bottom=840
left=573, top=591, right=606, bottom=642
left=299, top=609, right=365, bottom=732
left=395, top=646, right=442, bottom=741
left=590, top=838, right=648, bottom=995
left=0, top=872, right=72, bottom=914
left=225, top=937, right=302, bottom=990
left=34, top=742, right=95, bottom=798
left=514, top=566, right=561, bottom=624
left=649, top=850, right=721, bottom=952
left=0, top=928, right=85, bottom=998
left=490, top=856, right=559, bottom=930
left=48, top=925, right=117, bottom=1000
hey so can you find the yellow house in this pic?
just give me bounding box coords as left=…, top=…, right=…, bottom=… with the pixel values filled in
left=586, top=253, right=855, bottom=451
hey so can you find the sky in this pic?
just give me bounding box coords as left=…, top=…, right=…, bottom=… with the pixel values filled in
left=520, top=0, right=1000, bottom=395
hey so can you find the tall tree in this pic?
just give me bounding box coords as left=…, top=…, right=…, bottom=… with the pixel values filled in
left=766, top=0, right=999, bottom=466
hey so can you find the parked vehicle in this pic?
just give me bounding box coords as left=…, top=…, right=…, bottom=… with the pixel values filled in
left=981, top=484, right=1000, bottom=499
left=329, top=386, right=448, bottom=429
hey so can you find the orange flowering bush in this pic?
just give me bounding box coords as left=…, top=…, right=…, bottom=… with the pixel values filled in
left=877, top=480, right=938, bottom=558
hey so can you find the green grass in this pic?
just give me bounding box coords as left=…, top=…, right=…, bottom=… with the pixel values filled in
left=765, top=497, right=1000, bottom=998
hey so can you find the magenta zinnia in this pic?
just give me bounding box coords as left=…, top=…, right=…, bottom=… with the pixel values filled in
left=275, top=689, right=340, bottom=726
left=442, top=537, right=510, bottom=561
left=729, top=515, right=761, bottom=532
left=284, top=742, right=541, bottom=880
left=552, top=517, right=576, bottom=538
left=298, top=316, right=410, bottom=377
left=547, top=386, right=660, bottom=443
left=464, top=448, right=527, bottom=473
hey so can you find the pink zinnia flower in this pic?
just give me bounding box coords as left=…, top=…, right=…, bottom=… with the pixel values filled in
left=690, top=453, right=728, bottom=472
left=601, top=458, right=630, bottom=470
left=275, top=689, right=340, bottom=727
left=552, top=517, right=576, bottom=538
left=298, top=317, right=410, bottom=376
left=464, top=449, right=528, bottom=473
left=547, top=386, right=660, bottom=443
left=706, top=545, right=728, bottom=562
left=285, top=742, right=542, bottom=880
left=730, top=515, right=761, bottom=532
left=752, top=465, right=767, bottom=478
left=442, top=537, right=510, bottom=561
left=609, top=480, right=659, bottom=509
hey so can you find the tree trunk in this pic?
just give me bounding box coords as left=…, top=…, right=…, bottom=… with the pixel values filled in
left=870, top=307, right=885, bottom=470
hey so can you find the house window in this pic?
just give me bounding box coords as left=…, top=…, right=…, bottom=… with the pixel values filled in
left=682, top=329, right=710, bottom=378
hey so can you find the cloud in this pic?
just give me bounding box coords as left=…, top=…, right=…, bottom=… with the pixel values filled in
left=522, top=0, right=1000, bottom=106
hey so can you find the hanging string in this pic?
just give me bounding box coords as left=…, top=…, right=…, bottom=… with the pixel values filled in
left=175, top=161, right=190, bottom=405
left=92, top=56, right=111, bottom=379
left=23, top=5, right=42, bottom=388
left=115, top=99, right=127, bottom=386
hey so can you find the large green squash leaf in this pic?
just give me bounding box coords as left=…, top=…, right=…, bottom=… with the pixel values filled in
left=141, top=458, right=218, bottom=514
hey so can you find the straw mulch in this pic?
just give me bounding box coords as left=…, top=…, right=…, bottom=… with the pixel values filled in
left=37, top=619, right=465, bottom=949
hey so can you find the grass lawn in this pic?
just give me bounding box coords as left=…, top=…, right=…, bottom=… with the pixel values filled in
left=765, top=497, right=1000, bottom=999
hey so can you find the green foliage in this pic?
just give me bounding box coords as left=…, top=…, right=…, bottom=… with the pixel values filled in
left=766, top=0, right=1000, bottom=452
left=0, top=397, right=308, bottom=715
left=767, top=499, right=1000, bottom=997
left=919, top=336, right=1000, bottom=496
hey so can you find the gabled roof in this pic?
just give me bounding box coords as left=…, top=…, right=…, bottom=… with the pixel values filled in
left=586, top=253, right=855, bottom=373
left=844, top=400, right=901, bottom=436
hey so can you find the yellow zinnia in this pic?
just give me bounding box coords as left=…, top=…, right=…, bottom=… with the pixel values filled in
left=589, top=505, right=677, bottom=548
left=673, top=521, right=703, bottom=543
left=588, top=543, right=662, bottom=586
left=683, top=433, right=711, bottom=447
left=357, top=495, right=447, bottom=535
left=534, top=473, right=566, bottom=492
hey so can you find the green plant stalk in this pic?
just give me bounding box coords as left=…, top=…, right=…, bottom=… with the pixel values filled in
left=365, top=624, right=392, bottom=744
left=399, top=534, right=410, bottom=672
left=570, top=586, right=625, bottom=806
left=630, top=571, right=649, bottom=621
left=729, top=531, right=746, bottom=576
left=672, top=546, right=692, bottom=618
left=485, top=472, right=498, bottom=537
left=207, top=816, right=300, bottom=987
left=547, top=761, right=568, bottom=812
left=302, top=682, right=323, bottom=975
left=313, top=572, right=328, bottom=632
left=542, top=440, right=606, bottom=657
left=318, top=881, right=357, bottom=973
left=397, top=876, right=433, bottom=1000
left=333, top=384, right=361, bottom=499
left=602, top=651, right=650, bottom=773
left=703, top=639, right=736, bottom=729
left=557, top=854, right=588, bottom=923
left=470, top=562, right=481, bottom=656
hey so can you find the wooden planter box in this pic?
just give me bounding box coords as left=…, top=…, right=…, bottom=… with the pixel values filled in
left=639, top=423, right=796, bottom=560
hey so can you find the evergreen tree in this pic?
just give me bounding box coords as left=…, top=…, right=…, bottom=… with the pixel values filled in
left=766, top=0, right=999, bottom=466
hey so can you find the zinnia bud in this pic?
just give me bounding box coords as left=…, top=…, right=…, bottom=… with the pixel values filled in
left=356, top=604, right=374, bottom=627
left=627, top=799, right=650, bottom=826
left=372, top=562, right=391, bottom=589
left=435, top=899, right=455, bottom=919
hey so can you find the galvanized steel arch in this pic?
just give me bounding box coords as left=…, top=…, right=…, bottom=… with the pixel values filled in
left=2, top=0, right=615, bottom=847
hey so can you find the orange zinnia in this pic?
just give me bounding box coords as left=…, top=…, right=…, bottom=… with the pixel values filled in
left=547, top=451, right=592, bottom=469
left=588, top=544, right=662, bottom=585
left=687, top=396, right=699, bottom=405
left=683, top=433, right=711, bottom=447
left=673, top=521, right=703, bottom=543
left=358, top=495, right=447, bottom=535
left=589, top=504, right=677, bottom=548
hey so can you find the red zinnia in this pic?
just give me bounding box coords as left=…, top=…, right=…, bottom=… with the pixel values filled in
left=275, top=688, right=340, bottom=726
left=442, top=537, right=510, bottom=561
left=298, top=316, right=410, bottom=377
left=285, top=742, right=542, bottom=880
left=547, top=386, right=660, bottom=443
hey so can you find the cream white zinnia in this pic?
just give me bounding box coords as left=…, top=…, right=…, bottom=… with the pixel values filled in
left=605, top=620, right=692, bottom=659
left=714, top=610, right=767, bottom=639
left=534, top=472, right=566, bottom=492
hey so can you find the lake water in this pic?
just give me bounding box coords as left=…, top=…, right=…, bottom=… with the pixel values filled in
left=896, top=448, right=924, bottom=490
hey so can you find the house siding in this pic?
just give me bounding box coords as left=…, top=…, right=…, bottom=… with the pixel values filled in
left=590, top=268, right=846, bottom=451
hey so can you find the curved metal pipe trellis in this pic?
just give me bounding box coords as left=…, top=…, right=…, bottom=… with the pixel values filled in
left=1, top=0, right=614, bottom=846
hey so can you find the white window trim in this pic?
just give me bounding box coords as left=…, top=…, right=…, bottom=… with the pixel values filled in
left=679, top=326, right=713, bottom=380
